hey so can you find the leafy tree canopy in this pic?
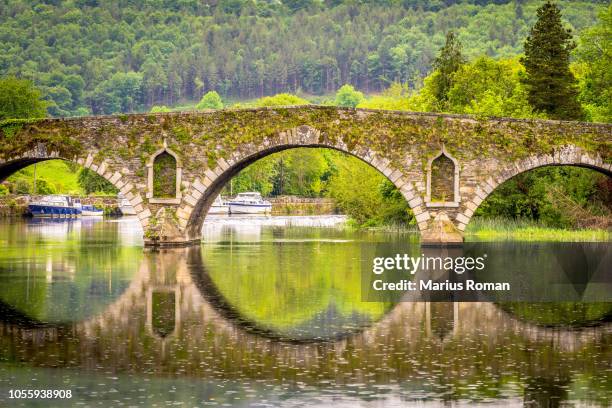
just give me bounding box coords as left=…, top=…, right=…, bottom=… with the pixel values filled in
left=0, top=77, right=47, bottom=120
left=254, top=93, right=309, bottom=107
left=334, top=84, right=365, bottom=108
left=196, top=91, right=224, bottom=110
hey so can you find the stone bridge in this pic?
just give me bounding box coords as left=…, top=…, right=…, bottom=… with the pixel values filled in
left=0, top=106, right=610, bottom=246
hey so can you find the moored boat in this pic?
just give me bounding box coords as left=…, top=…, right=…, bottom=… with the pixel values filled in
left=228, top=192, right=272, bottom=214
left=208, top=195, right=229, bottom=215
left=28, top=195, right=82, bottom=218
left=77, top=203, right=104, bottom=216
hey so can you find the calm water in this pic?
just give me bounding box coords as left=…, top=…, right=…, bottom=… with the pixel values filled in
left=0, top=217, right=610, bottom=407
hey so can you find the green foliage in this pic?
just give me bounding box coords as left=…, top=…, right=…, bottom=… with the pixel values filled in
left=0, top=184, right=8, bottom=196
left=334, top=84, right=364, bottom=108
left=78, top=169, right=118, bottom=195
left=230, top=158, right=278, bottom=196
left=0, top=1, right=603, bottom=115
left=0, top=77, right=47, bottom=120
left=431, top=31, right=466, bottom=107
left=520, top=1, right=584, bottom=120
left=575, top=4, right=612, bottom=122
left=357, top=83, right=411, bottom=111
left=476, top=167, right=610, bottom=228
left=446, top=57, right=538, bottom=118
left=88, top=72, right=143, bottom=115
left=152, top=152, right=177, bottom=198
left=273, top=149, right=331, bottom=197
left=196, top=91, right=224, bottom=110
left=326, top=154, right=413, bottom=227
left=254, top=93, right=309, bottom=107
left=466, top=217, right=610, bottom=241
left=150, top=105, right=172, bottom=113
left=6, top=160, right=83, bottom=195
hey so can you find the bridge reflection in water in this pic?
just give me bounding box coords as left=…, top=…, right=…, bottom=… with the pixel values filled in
left=0, top=243, right=610, bottom=405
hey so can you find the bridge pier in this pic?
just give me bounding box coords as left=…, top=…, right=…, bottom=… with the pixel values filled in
left=420, top=213, right=464, bottom=246
left=143, top=207, right=201, bottom=248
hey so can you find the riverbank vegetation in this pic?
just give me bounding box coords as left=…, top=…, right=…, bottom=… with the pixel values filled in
left=465, top=218, right=610, bottom=241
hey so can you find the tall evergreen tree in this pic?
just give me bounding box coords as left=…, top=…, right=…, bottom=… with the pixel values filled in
left=520, top=1, right=584, bottom=120
left=431, top=31, right=466, bottom=106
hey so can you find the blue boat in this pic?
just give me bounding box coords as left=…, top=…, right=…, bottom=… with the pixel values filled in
left=28, top=195, right=82, bottom=218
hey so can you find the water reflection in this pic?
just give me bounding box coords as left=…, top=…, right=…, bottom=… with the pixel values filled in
left=0, top=218, right=610, bottom=406
left=0, top=218, right=142, bottom=324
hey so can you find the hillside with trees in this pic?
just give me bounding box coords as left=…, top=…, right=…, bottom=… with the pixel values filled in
left=0, top=0, right=606, bottom=116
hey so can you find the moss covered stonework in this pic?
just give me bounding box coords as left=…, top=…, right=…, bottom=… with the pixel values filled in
left=1, top=106, right=610, bottom=246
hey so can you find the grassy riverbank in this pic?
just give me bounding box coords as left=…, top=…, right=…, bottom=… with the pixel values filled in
left=465, top=218, right=611, bottom=241
left=353, top=217, right=611, bottom=241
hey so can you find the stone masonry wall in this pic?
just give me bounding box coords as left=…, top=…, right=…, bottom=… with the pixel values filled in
left=0, top=106, right=610, bottom=245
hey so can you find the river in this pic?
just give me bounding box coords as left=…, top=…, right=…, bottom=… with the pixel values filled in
left=0, top=216, right=609, bottom=406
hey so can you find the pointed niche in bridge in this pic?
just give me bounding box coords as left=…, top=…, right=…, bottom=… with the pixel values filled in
left=425, top=146, right=460, bottom=208
left=146, top=140, right=182, bottom=204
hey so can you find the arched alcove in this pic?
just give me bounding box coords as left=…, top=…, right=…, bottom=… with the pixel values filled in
left=146, top=142, right=182, bottom=204
left=426, top=146, right=460, bottom=207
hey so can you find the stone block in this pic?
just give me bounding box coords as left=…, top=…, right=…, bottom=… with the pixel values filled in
left=388, top=169, right=402, bottom=183
left=408, top=196, right=422, bottom=208
left=204, top=168, right=217, bottom=181
left=84, top=154, right=93, bottom=168
left=465, top=200, right=477, bottom=212
left=184, top=194, right=198, bottom=207
left=131, top=194, right=143, bottom=206
left=193, top=179, right=207, bottom=194
left=120, top=183, right=133, bottom=195
left=138, top=208, right=151, bottom=220
left=455, top=213, right=470, bottom=224
left=415, top=211, right=430, bottom=223
left=96, top=161, right=107, bottom=175
left=190, top=188, right=203, bottom=201
left=394, top=177, right=407, bottom=190
left=217, top=157, right=230, bottom=171
left=109, top=171, right=122, bottom=184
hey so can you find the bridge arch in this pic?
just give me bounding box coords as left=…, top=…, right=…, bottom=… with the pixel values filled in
left=177, top=125, right=431, bottom=241
left=0, top=148, right=151, bottom=232
left=455, top=145, right=612, bottom=231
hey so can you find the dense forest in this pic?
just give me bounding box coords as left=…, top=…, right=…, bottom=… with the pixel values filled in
left=0, top=0, right=607, bottom=115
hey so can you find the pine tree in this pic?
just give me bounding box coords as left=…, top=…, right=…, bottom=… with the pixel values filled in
left=520, top=1, right=584, bottom=120
left=431, top=31, right=466, bottom=107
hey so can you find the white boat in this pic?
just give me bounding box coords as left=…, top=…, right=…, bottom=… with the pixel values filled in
left=74, top=200, right=104, bottom=217
left=208, top=195, right=229, bottom=215
left=118, top=193, right=137, bottom=216
left=228, top=192, right=272, bottom=214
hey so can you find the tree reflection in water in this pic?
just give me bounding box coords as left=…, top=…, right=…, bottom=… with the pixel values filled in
left=0, top=246, right=610, bottom=406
